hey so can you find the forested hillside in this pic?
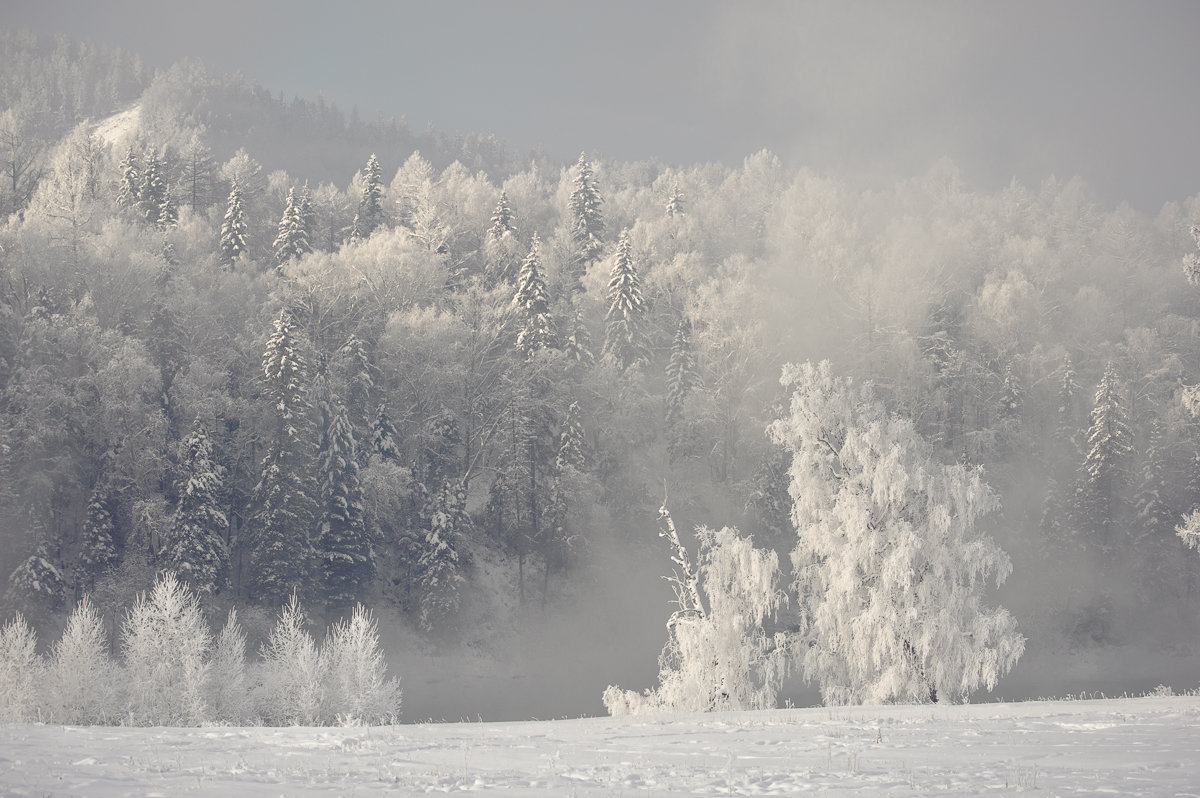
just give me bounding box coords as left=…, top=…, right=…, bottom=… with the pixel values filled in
left=3, top=31, right=1199, bottom=714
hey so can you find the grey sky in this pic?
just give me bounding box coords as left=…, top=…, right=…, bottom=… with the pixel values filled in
left=7, top=0, right=1200, bottom=211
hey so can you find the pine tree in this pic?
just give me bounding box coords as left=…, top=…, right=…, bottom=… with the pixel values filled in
left=250, top=310, right=318, bottom=605
left=1082, top=361, right=1133, bottom=547
left=164, top=419, right=229, bottom=598
left=273, top=185, right=312, bottom=267
left=77, top=488, right=119, bottom=591
left=351, top=153, right=384, bottom=240
left=998, top=361, right=1023, bottom=419
left=418, top=480, right=468, bottom=632
left=603, top=228, right=649, bottom=370
left=568, top=152, right=605, bottom=276
left=1055, top=356, right=1081, bottom=453
left=513, top=233, right=555, bottom=356
left=488, top=190, right=516, bottom=241
left=318, top=401, right=372, bottom=610
left=156, top=185, right=178, bottom=230
left=8, top=534, right=66, bottom=619
left=116, top=145, right=140, bottom=210
left=219, top=179, right=248, bottom=268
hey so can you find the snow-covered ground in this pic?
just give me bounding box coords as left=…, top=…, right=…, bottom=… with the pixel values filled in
left=1, top=696, right=1198, bottom=796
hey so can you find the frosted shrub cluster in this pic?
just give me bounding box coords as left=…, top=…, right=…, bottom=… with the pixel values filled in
left=0, top=573, right=400, bottom=726
left=603, top=511, right=787, bottom=715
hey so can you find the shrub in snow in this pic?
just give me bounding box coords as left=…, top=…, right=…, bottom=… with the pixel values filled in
left=323, top=604, right=401, bottom=725
left=0, top=613, right=40, bottom=722
left=207, top=609, right=251, bottom=724
left=769, top=360, right=1024, bottom=705
left=604, top=510, right=787, bottom=715
left=122, top=572, right=212, bottom=725
left=43, top=596, right=118, bottom=724
left=255, top=593, right=325, bottom=725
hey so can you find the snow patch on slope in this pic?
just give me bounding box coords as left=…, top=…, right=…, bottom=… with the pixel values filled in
left=91, top=104, right=141, bottom=149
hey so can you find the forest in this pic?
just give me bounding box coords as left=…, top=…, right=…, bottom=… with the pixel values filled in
left=2, top=29, right=1200, bottom=721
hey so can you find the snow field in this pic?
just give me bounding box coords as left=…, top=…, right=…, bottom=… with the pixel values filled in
left=1, top=695, right=1198, bottom=796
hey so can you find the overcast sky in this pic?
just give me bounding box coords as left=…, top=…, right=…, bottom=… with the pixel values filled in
left=8, top=0, right=1200, bottom=211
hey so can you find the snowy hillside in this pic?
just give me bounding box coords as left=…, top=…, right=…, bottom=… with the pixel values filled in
left=1, top=696, right=1197, bottom=796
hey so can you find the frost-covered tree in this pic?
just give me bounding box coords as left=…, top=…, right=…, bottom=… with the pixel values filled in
left=318, top=402, right=372, bottom=610
left=323, top=604, right=402, bottom=725
left=122, top=573, right=212, bottom=725
left=8, top=535, right=66, bottom=618
left=0, top=613, right=39, bottom=723
left=418, top=480, right=468, bottom=632
left=603, top=229, right=648, bottom=370
left=568, top=151, right=605, bottom=276
left=250, top=310, right=318, bottom=605
left=1184, top=224, right=1200, bottom=286
left=43, top=596, right=118, bottom=725
left=513, top=233, right=554, bottom=356
left=255, top=593, right=324, bottom=725
left=1081, top=361, right=1132, bottom=547
left=1055, top=356, right=1081, bottom=456
left=207, top=609, right=250, bottom=724
left=998, top=361, right=1023, bottom=420
left=138, top=147, right=169, bottom=228
left=273, top=184, right=312, bottom=267
left=164, top=419, right=228, bottom=598
left=351, top=152, right=384, bottom=240
left=603, top=509, right=786, bottom=715
left=769, top=360, right=1024, bottom=705
left=665, top=181, right=685, bottom=218
left=219, top=179, right=248, bottom=268
left=556, top=401, right=585, bottom=473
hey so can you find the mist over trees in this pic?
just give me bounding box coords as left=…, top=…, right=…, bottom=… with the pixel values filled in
left=2, top=30, right=1200, bottom=719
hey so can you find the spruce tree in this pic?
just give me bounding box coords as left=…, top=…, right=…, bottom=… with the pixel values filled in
left=1082, top=361, right=1133, bottom=547
left=249, top=310, right=318, bottom=604
left=77, top=488, right=119, bottom=591
left=139, top=148, right=168, bottom=227
left=513, top=233, right=555, bottom=357
left=998, top=361, right=1023, bottom=419
left=418, top=480, right=468, bottom=632
left=318, top=401, right=372, bottom=610
left=371, top=402, right=401, bottom=462
left=562, top=305, right=595, bottom=369
left=156, top=186, right=178, bottom=230
left=488, top=190, right=516, bottom=242
left=1055, top=356, right=1081, bottom=453
left=603, top=228, right=649, bottom=370
left=273, top=185, right=312, bottom=267
left=665, top=316, right=699, bottom=429
left=219, top=179, right=248, bottom=268
left=164, top=419, right=229, bottom=598
left=351, top=153, right=384, bottom=240
left=568, top=152, right=605, bottom=277
left=665, top=181, right=685, bottom=218
left=556, top=401, right=585, bottom=473
left=116, top=145, right=140, bottom=210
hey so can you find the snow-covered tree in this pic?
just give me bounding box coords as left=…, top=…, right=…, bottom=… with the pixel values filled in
left=665, top=181, right=685, bottom=218
left=513, top=233, right=554, bottom=356
left=562, top=305, right=595, bottom=369
left=603, top=509, right=786, bottom=715
left=603, top=228, right=649, bottom=370
left=1081, top=361, right=1132, bottom=547
left=351, top=152, right=384, bottom=240
left=139, top=147, right=171, bottom=229
left=43, top=596, right=118, bottom=725
left=998, top=361, right=1023, bottom=420
left=0, top=613, right=39, bottom=723
left=250, top=310, right=318, bottom=605
left=568, top=151, right=605, bottom=276
left=164, top=419, right=228, bottom=598
left=488, top=189, right=516, bottom=242
left=769, top=360, right=1024, bottom=705
left=77, top=488, right=119, bottom=591
left=665, top=315, right=700, bottom=457
left=219, top=179, right=248, bottom=268
left=122, top=572, right=212, bottom=725
left=322, top=604, right=402, bottom=725
left=1184, top=224, right=1200, bottom=286
left=370, top=402, right=401, bottom=462
left=116, top=145, right=140, bottom=210
left=273, top=184, right=312, bottom=267
left=556, top=401, right=585, bottom=473
left=418, top=480, right=468, bottom=632
left=8, top=535, right=66, bottom=618
left=318, top=401, right=372, bottom=610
